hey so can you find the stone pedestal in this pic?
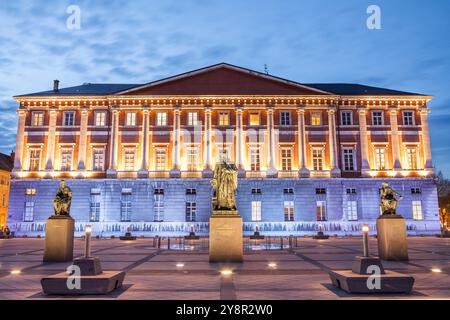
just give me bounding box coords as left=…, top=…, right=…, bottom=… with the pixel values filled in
left=377, top=215, right=409, bottom=261
left=43, top=216, right=74, bottom=262
left=209, top=212, right=243, bottom=263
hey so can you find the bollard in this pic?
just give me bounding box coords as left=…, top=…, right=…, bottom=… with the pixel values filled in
left=84, top=225, right=92, bottom=258
left=362, top=224, right=370, bottom=257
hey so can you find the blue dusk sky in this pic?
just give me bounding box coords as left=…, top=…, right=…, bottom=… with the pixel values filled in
left=0, top=0, right=449, bottom=176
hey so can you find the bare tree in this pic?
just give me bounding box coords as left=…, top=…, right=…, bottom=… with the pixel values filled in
left=436, top=171, right=449, bottom=232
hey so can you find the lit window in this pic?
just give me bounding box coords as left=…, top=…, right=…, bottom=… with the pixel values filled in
left=186, top=145, right=199, bottom=171
left=187, top=112, right=198, bottom=126
left=341, top=111, right=352, bottom=126
left=63, top=111, right=75, bottom=126
left=156, top=112, right=167, bottom=126
left=124, top=147, right=136, bottom=171
left=28, top=149, right=41, bottom=171
left=284, top=201, right=294, bottom=221
left=316, top=201, right=327, bottom=221
left=374, top=147, right=386, bottom=170
left=92, top=148, right=105, bottom=171
left=95, top=112, right=106, bottom=126
left=31, top=112, right=44, bottom=126
left=249, top=113, right=260, bottom=126
left=25, top=188, right=36, bottom=195
left=24, top=201, right=34, bottom=222
left=342, top=148, right=355, bottom=171
left=312, top=148, right=324, bottom=171
left=346, top=201, right=358, bottom=221
left=281, top=148, right=292, bottom=171
left=403, top=111, right=414, bottom=126
left=249, top=147, right=261, bottom=171
left=372, top=111, right=383, bottom=126
left=406, top=148, right=418, bottom=170
left=412, top=201, right=423, bottom=220
left=155, top=148, right=167, bottom=171
left=218, top=112, right=230, bottom=126
left=125, top=112, right=137, bottom=126
left=251, top=201, right=262, bottom=221
left=280, top=112, right=291, bottom=126
left=186, top=201, right=196, bottom=222
left=311, top=112, right=322, bottom=126
left=120, top=192, right=132, bottom=222
left=154, top=192, right=164, bottom=222
left=60, top=148, right=73, bottom=171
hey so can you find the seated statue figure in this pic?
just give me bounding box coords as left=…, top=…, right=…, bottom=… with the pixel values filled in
left=380, top=182, right=403, bottom=216
left=53, top=180, right=73, bottom=217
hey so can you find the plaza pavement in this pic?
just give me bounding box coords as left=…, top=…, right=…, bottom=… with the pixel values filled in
left=0, top=236, right=449, bottom=300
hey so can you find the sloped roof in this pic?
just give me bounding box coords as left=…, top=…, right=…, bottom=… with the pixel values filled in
left=0, top=153, right=13, bottom=172
left=304, top=83, right=426, bottom=96
left=15, top=83, right=140, bottom=97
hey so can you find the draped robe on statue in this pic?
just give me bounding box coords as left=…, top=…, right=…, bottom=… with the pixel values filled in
left=211, top=161, right=238, bottom=211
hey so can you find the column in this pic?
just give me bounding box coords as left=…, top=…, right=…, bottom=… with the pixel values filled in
left=297, top=106, right=309, bottom=177
left=170, top=106, right=181, bottom=177
left=419, top=107, right=433, bottom=170
left=139, top=106, right=150, bottom=177
left=328, top=107, right=341, bottom=177
left=77, top=105, right=89, bottom=171
left=107, top=106, right=119, bottom=177
left=389, top=106, right=402, bottom=171
left=266, top=106, right=277, bottom=177
left=358, top=107, right=370, bottom=175
left=236, top=106, right=245, bottom=177
left=13, top=108, right=27, bottom=174
left=202, top=106, right=213, bottom=177
left=45, top=106, right=58, bottom=172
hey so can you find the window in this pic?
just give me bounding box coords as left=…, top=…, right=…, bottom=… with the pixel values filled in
left=31, top=112, right=44, bottom=126
left=60, top=148, right=73, bottom=171
left=120, top=193, right=132, bottom=222
left=218, top=112, right=230, bottom=126
left=90, top=190, right=101, bottom=222
left=281, top=148, right=292, bottom=171
left=249, top=147, right=261, bottom=171
left=186, top=188, right=196, bottom=195
left=25, top=188, right=36, bottom=195
left=154, top=188, right=164, bottom=195
left=24, top=201, right=34, bottom=222
left=341, top=111, right=353, bottom=126
left=312, top=148, right=324, bottom=171
left=342, top=148, right=355, bottom=171
left=406, top=148, right=418, bottom=170
left=346, top=201, right=358, bottom=221
left=249, top=113, right=260, bottom=126
left=156, top=112, right=167, bottom=126
left=28, top=149, right=41, bottom=171
left=251, top=188, right=262, bottom=195
left=412, top=201, right=423, bottom=220
left=125, top=112, right=137, bottom=126
left=372, top=111, right=383, bottom=126
left=92, top=148, right=105, bottom=171
left=374, top=148, right=386, bottom=170
left=95, top=112, right=106, bottom=126
left=186, top=202, right=196, bottom=222
left=124, top=147, right=136, bottom=171
left=280, top=112, right=291, bottom=126
left=63, top=111, right=75, bottom=126
left=186, top=145, right=199, bottom=171
left=346, top=188, right=357, bottom=194
left=403, top=111, right=414, bottom=126
left=311, top=112, right=322, bottom=126
left=284, top=201, right=294, bottom=221
left=316, top=201, right=327, bottom=221
left=411, top=188, right=421, bottom=194
left=284, top=188, right=294, bottom=194
left=187, top=112, right=198, bottom=126
left=155, top=148, right=167, bottom=171
left=154, top=193, right=164, bottom=221
left=316, top=188, right=326, bottom=195
left=251, top=201, right=262, bottom=221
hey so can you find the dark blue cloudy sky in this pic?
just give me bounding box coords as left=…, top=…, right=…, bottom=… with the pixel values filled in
left=0, top=0, right=449, bottom=175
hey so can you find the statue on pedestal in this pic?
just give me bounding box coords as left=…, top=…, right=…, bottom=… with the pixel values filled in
left=380, top=182, right=403, bottom=216
left=211, top=154, right=238, bottom=211
left=53, top=180, right=73, bottom=217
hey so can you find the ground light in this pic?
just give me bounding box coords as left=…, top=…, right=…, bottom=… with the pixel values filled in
left=220, top=269, right=233, bottom=276
left=431, top=268, right=443, bottom=273
left=10, top=269, right=21, bottom=275
left=176, top=263, right=185, bottom=268
left=268, top=262, right=277, bottom=268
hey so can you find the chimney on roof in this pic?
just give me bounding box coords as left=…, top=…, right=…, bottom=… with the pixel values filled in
left=53, top=80, right=60, bottom=92
left=10, top=151, right=15, bottom=163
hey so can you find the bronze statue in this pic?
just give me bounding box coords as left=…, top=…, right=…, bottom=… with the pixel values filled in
left=211, top=154, right=238, bottom=211
left=380, top=182, right=403, bottom=216
left=53, top=180, right=72, bottom=216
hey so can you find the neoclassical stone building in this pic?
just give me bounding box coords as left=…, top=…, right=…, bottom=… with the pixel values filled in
left=8, top=63, right=440, bottom=236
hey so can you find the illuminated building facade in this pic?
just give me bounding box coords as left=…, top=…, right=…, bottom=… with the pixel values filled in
left=8, top=63, right=440, bottom=236
left=0, top=153, right=13, bottom=227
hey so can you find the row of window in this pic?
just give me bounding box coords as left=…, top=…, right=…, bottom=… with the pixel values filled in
left=30, top=110, right=418, bottom=128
